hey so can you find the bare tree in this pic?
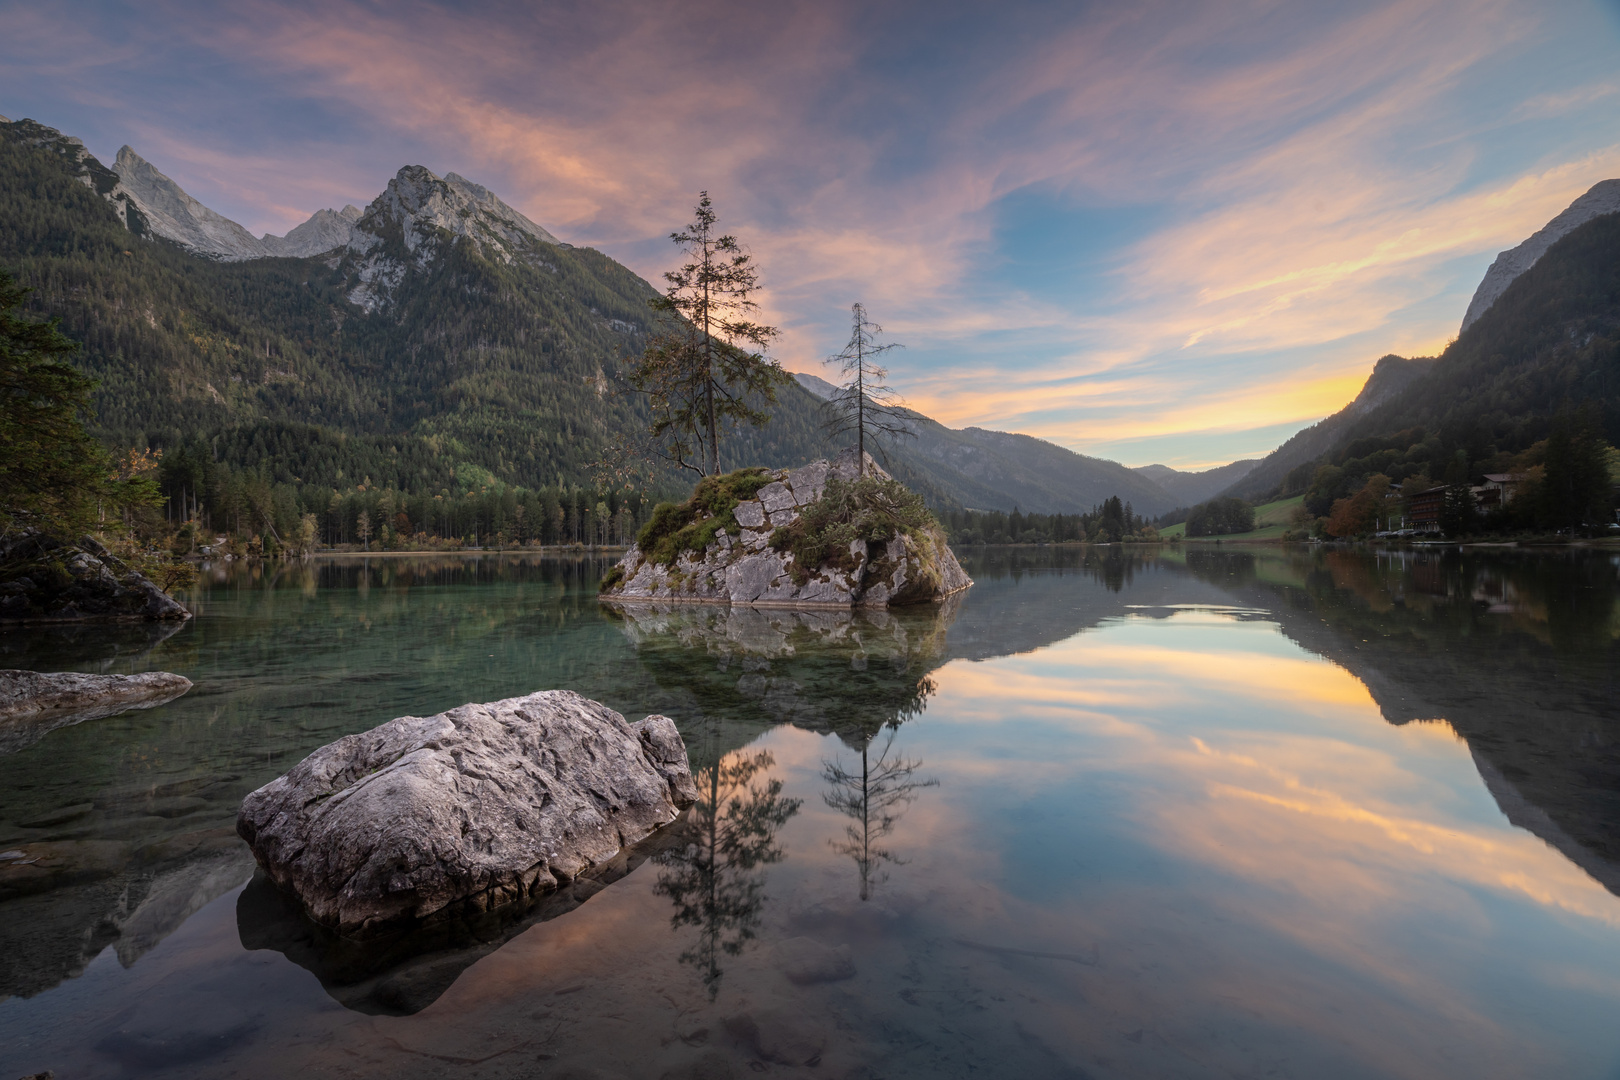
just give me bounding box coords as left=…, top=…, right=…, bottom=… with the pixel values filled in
left=821, top=729, right=937, bottom=901
left=823, top=303, right=912, bottom=475
left=629, top=192, right=788, bottom=476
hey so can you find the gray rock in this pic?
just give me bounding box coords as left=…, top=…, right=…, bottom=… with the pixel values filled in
left=0, top=533, right=191, bottom=623
left=236, top=690, right=699, bottom=936
left=757, top=482, right=796, bottom=515
left=0, top=669, right=193, bottom=754
left=602, top=451, right=971, bottom=610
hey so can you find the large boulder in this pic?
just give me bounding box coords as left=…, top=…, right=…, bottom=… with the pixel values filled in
left=602, top=452, right=972, bottom=608
left=0, top=669, right=193, bottom=754
left=236, top=690, right=699, bottom=936
left=0, top=533, right=191, bottom=622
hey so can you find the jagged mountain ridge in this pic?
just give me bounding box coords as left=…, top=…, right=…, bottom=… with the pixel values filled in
left=1462, top=179, right=1620, bottom=331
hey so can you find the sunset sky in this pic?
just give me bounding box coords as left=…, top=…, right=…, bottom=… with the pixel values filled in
left=4, top=0, right=1620, bottom=468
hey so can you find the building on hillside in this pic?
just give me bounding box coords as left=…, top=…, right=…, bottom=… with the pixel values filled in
left=1472, top=473, right=1528, bottom=514
left=1404, top=485, right=1446, bottom=534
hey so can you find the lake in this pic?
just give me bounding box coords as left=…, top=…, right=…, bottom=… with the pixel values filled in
left=2, top=546, right=1618, bottom=1079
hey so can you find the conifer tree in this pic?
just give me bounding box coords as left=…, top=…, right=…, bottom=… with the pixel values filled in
left=823, top=303, right=910, bottom=475
left=630, top=193, right=786, bottom=476
left=0, top=269, right=133, bottom=540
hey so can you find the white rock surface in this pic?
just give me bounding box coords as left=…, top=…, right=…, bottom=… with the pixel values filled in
left=236, top=689, right=698, bottom=935
left=1462, top=179, right=1620, bottom=331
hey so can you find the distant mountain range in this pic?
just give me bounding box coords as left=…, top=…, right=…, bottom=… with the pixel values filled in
left=7, top=108, right=1601, bottom=522
left=0, top=112, right=1254, bottom=517
left=792, top=373, right=1245, bottom=513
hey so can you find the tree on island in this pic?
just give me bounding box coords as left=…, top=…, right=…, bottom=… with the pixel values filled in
left=822, top=303, right=911, bottom=475
left=628, top=193, right=788, bottom=477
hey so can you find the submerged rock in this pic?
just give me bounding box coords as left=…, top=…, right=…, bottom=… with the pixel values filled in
left=601, top=451, right=972, bottom=609
left=0, top=669, right=193, bottom=754
left=237, top=812, right=693, bottom=1015
left=236, top=689, right=699, bottom=936
left=0, top=533, right=191, bottom=623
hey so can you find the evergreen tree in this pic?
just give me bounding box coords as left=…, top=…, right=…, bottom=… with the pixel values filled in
left=0, top=268, right=135, bottom=539
left=629, top=193, right=787, bottom=475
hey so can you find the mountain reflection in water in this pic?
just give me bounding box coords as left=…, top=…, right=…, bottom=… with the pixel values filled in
left=1, top=548, right=1618, bottom=1079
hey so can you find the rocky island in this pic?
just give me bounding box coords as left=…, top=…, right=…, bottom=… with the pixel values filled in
left=600, top=453, right=972, bottom=608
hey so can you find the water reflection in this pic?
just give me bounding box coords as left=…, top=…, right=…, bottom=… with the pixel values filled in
left=607, top=599, right=956, bottom=751
left=2, top=547, right=1620, bottom=1079
left=235, top=816, right=690, bottom=1015
left=822, top=730, right=937, bottom=901
left=654, top=747, right=801, bottom=1000
left=1163, top=546, right=1620, bottom=897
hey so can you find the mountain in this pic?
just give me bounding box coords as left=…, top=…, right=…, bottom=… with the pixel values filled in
left=109, top=146, right=368, bottom=261
left=793, top=372, right=1180, bottom=514
left=1221, top=354, right=1436, bottom=500
left=1222, top=194, right=1620, bottom=507
left=4, top=115, right=1183, bottom=530
left=1462, top=179, right=1620, bottom=331
left=1132, top=460, right=1258, bottom=508
left=0, top=115, right=762, bottom=505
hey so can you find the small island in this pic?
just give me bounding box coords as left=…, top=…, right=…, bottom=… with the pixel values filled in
left=599, top=452, right=972, bottom=608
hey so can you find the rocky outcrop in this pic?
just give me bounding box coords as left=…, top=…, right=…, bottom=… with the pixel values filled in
left=602, top=453, right=972, bottom=608
left=1462, top=179, right=1620, bottom=331
left=0, top=533, right=191, bottom=623
left=236, top=690, right=698, bottom=936
left=0, top=669, right=194, bottom=754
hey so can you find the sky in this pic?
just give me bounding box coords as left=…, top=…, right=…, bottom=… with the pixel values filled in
left=3, top=0, right=1620, bottom=469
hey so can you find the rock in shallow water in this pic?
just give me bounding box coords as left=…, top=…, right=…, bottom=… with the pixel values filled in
left=236, top=689, right=699, bottom=936
left=0, top=669, right=193, bottom=754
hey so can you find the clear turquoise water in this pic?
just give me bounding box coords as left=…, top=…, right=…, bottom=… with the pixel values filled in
left=2, top=547, right=1618, bottom=1078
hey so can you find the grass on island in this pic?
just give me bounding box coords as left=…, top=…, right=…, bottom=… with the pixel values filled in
left=630, top=467, right=777, bottom=571
left=1159, top=495, right=1303, bottom=541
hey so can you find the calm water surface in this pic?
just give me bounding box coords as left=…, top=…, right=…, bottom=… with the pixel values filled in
left=2, top=547, right=1619, bottom=1078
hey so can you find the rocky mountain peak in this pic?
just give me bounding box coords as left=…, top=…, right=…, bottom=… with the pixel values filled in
left=353, top=164, right=560, bottom=262
left=1462, top=179, right=1620, bottom=331
left=112, top=146, right=272, bottom=260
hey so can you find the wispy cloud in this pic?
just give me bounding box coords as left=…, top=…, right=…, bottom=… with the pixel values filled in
left=2, top=0, right=1617, bottom=464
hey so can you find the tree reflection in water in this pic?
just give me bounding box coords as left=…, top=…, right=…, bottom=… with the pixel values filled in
left=654, top=742, right=801, bottom=1000
left=822, top=729, right=937, bottom=901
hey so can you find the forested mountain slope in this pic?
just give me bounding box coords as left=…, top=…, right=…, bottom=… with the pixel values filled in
left=0, top=117, right=836, bottom=505
left=2, top=113, right=1191, bottom=524
left=793, top=373, right=1180, bottom=514
left=1222, top=208, right=1620, bottom=506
